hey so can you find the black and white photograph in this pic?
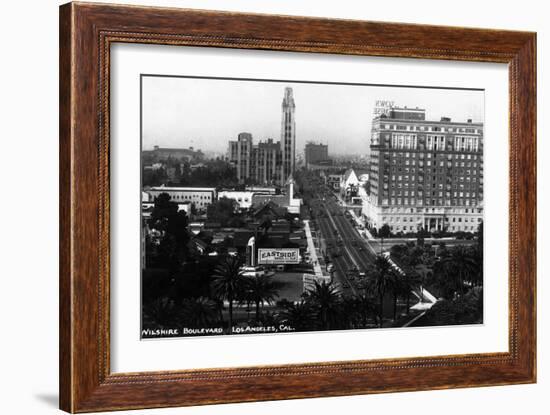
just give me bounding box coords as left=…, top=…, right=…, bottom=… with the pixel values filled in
left=140, top=75, right=484, bottom=339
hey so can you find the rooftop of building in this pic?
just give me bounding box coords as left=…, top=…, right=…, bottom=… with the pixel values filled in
left=374, top=106, right=483, bottom=126
left=147, top=146, right=203, bottom=153
left=218, top=190, right=255, bottom=195
left=148, top=185, right=216, bottom=192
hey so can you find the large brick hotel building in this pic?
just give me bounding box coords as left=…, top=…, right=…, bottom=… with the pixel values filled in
left=363, top=106, right=484, bottom=234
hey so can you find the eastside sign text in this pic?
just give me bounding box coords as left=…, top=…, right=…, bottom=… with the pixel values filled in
left=258, top=248, right=300, bottom=264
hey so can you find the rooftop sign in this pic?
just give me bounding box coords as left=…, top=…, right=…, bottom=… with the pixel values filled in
left=373, top=100, right=395, bottom=116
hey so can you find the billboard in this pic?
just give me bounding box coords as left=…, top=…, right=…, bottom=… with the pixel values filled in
left=258, top=248, right=300, bottom=264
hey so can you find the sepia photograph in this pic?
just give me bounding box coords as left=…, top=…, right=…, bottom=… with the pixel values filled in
left=140, top=75, right=484, bottom=339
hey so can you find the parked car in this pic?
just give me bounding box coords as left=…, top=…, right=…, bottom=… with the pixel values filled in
left=240, top=266, right=266, bottom=277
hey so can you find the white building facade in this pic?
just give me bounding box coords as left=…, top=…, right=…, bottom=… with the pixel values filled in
left=147, top=186, right=217, bottom=212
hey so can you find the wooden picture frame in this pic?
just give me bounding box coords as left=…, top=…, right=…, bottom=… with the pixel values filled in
left=59, top=2, right=536, bottom=412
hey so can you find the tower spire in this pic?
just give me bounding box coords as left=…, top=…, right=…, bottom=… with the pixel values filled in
left=280, top=87, right=296, bottom=185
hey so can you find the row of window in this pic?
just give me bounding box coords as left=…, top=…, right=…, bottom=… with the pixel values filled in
left=381, top=207, right=483, bottom=214
left=385, top=152, right=480, bottom=160
left=388, top=225, right=479, bottom=232
left=382, top=198, right=481, bottom=207
left=383, top=216, right=482, bottom=224
left=390, top=134, right=483, bottom=152
left=383, top=182, right=482, bottom=191
left=153, top=193, right=213, bottom=201
left=387, top=174, right=479, bottom=182
left=380, top=123, right=481, bottom=134
left=385, top=190, right=479, bottom=198
left=385, top=159, right=481, bottom=169
left=379, top=168, right=482, bottom=178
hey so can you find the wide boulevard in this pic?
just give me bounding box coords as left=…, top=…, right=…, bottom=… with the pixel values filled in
left=312, top=188, right=379, bottom=295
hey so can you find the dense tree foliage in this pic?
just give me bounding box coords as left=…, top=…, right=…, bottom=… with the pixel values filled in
left=142, top=158, right=239, bottom=188
left=206, top=197, right=244, bottom=227
left=244, top=275, right=280, bottom=322
left=411, top=286, right=483, bottom=327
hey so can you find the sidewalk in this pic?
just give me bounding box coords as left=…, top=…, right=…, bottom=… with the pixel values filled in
left=303, top=219, right=324, bottom=279
left=347, top=209, right=375, bottom=240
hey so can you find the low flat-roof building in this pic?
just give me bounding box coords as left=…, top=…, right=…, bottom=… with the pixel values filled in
left=245, top=186, right=277, bottom=195
left=147, top=186, right=216, bottom=212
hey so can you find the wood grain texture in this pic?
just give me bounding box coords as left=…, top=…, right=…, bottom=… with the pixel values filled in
left=59, top=2, right=537, bottom=412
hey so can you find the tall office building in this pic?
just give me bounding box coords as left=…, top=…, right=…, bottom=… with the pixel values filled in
left=228, top=87, right=296, bottom=186
left=280, top=87, right=296, bottom=183
left=228, top=132, right=253, bottom=183
left=363, top=106, right=484, bottom=233
left=304, top=142, right=329, bottom=167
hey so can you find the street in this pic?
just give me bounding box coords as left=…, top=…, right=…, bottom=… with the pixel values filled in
left=312, top=188, right=378, bottom=295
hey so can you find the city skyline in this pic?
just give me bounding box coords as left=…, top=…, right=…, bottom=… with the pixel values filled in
left=142, top=75, right=484, bottom=156
left=141, top=77, right=485, bottom=339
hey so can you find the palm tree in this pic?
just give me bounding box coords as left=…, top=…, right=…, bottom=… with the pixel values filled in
left=210, top=256, right=247, bottom=334
left=401, top=266, right=422, bottom=314
left=179, top=297, right=218, bottom=328
left=470, top=249, right=483, bottom=288
left=343, top=294, right=377, bottom=328
left=370, top=255, right=393, bottom=327
left=245, top=275, right=279, bottom=322
left=279, top=300, right=316, bottom=331
left=142, top=297, right=176, bottom=328
left=378, top=224, right=391, bottom=254
left=306, top=281, right=342, bottom=330
left=387, top=271, right=403, bottom=321
left=440, top=245, right=478, bottom=296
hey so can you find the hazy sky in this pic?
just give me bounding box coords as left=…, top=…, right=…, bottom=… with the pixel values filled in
left=142, top=75, right=484, bottom=156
